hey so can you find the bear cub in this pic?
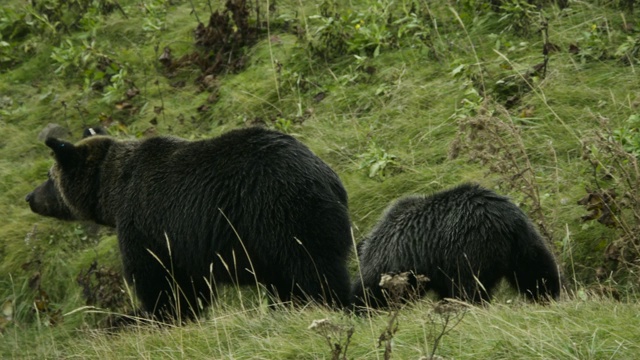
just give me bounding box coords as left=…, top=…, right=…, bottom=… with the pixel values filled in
left=352, top=183, right=560, bottom=309
left=27, top=127, right=353, bottom=320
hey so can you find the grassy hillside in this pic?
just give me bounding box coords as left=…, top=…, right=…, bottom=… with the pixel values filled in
left=4, top=298, right=640, bottom=359
left=1, top=0, right=640, bottom=358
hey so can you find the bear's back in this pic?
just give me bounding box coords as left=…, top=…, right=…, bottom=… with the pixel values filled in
left=113, top=127, right=350, bottom=269
left=130, top=127, right=342, bottom=192
left=361, top=183, right=529, bottom=273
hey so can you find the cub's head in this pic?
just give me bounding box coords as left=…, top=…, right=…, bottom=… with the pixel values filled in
left=26, top=133, right=114, bottom=224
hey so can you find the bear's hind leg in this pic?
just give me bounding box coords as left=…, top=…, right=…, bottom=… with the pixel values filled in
left=268, top=259, right=351, bottom=308
left=438, top=267, right=495, bottom=304
left=509, top=244, right=560, bottom=301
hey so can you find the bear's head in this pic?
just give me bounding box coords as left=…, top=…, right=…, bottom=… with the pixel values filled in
left=26, top=135, right=115, bottom=226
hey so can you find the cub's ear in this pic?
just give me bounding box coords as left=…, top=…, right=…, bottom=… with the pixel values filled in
left=82, top=126, right=108, bottom=138
left=45, top=137, right=78, bottom=167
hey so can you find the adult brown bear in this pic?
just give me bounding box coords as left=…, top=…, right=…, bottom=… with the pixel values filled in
left=27, top=127, right=353, bottom=320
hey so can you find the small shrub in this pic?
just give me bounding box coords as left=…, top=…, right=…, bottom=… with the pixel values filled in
left=50, top=39, right=127, bottom=98
left=615, top=35, right=640, bottom=65
left=581, top=115, right=640, bottom=281
left=571, top=23, right=610, bottom=63
left=26, top=0, right=123, bottom=39
left=358, top=141, right=398, bottom=180
left=308, top=318, right=354, bottom=360
left=0, top=8, right=37, bottom=70
left=308, top=0, right=435, bottom=60
left=76, top=261, right=129, bottom=313
left=497, top=0, right=538, bottom=36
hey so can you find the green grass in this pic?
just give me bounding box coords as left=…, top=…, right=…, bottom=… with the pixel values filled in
left=2, top=0, right=640, bottom=357
left=3, top=296, right=640, bottom=359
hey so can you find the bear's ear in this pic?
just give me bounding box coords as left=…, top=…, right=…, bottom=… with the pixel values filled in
left=45, top=137, right=79, bottom=167
left=82, top=126, right=108, bottom=139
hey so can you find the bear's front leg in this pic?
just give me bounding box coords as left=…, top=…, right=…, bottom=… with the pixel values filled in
left=117, top=226, right=201, bottom=322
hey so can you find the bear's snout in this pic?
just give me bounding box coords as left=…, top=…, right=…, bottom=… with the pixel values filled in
left=26, top=180, right=76, bottom=221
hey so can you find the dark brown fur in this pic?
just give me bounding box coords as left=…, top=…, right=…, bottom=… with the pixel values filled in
left=27, top=127, right=353, bottom=320
left=352, top=184, right=560, bottom=309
